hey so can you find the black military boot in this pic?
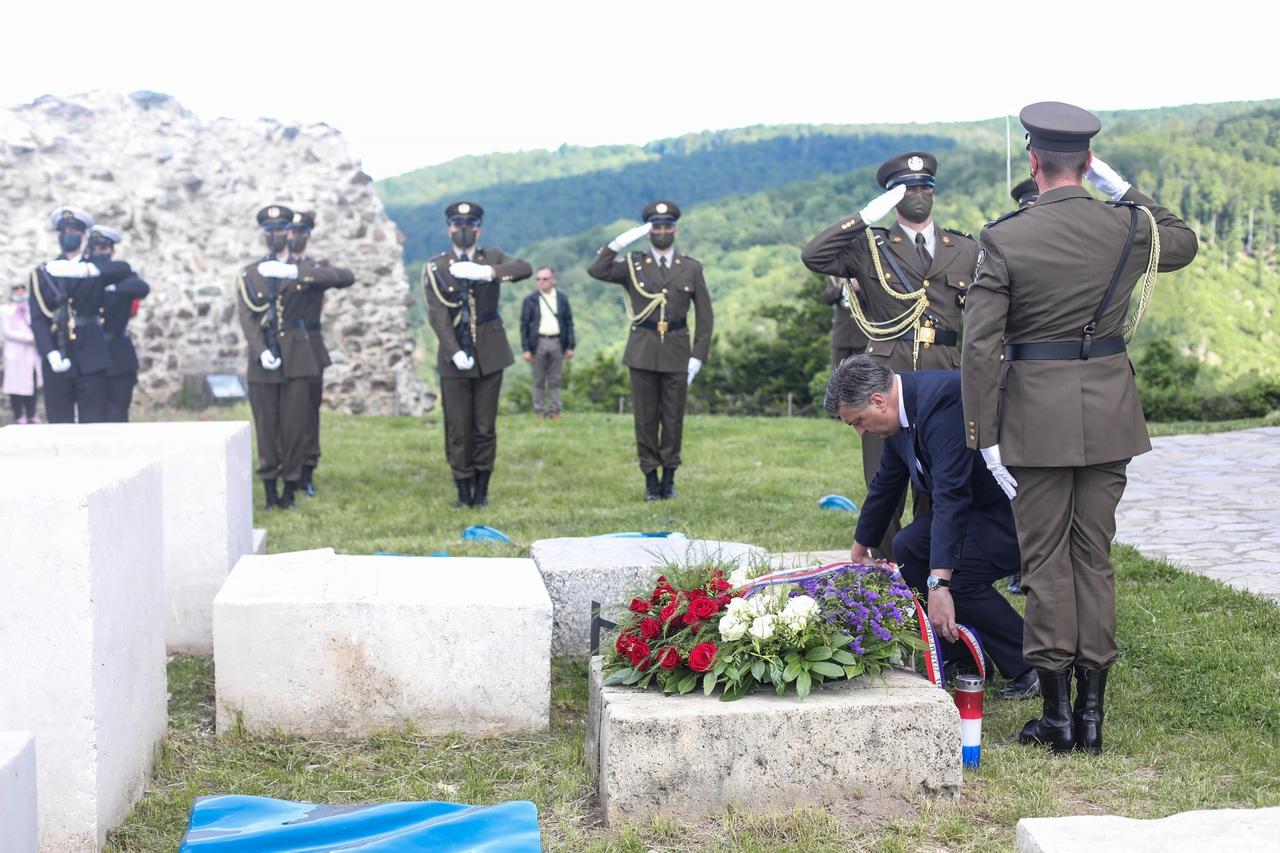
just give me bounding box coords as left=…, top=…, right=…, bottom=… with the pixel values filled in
left=1018, top=668, right=1075, bottom=754
left=279, top=481, right=298, bottom=511
left=263, top=478, right=280, bottom=510
left=473, top=470, right=492, bottom=508
left=644, top=470, right=661, bottom=502
left=1072, top=665, right=1109, bottom=754
left=301, top=465, right=316, bottom=497
left=453, top=476, right=474, bottom=509
left=660, top=467, right=676, bottom=500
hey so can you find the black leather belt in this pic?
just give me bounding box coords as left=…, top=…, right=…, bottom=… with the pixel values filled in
left=901, top=327, right=958, bottom=347
left=1004, top=337, right=1126, bottom=361
left=635, top=318, right=687, bottom=332
left=539, top=333, right=560, bottom=338
left=476, top=309, right=501, bottom=325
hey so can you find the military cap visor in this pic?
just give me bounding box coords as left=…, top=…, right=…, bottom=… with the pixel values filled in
left=290, top=210, right=316, bottom=230
left=1011, top=177, right=1040, bottom=205
left=642, top=200, right=681, bottom=223
left=49, top=206, right=94, bottom=231
left=257, top=204, right=295, bottom=227
left=90, top=226, right=123, bottom=244
left=876, top=152, right=938, bottom=190
left=445, top=201, right=484, bottom=222
left=1020, top=101, right=1101, bottom=152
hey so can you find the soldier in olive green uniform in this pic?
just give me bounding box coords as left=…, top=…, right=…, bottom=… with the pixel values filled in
left=822, top=276, right=868, bottom=368
left=588, top=201, right=713, bottom=501
left=238, top=205, right=327, bottom=510
left=961, top=102, right=1198, bottom=754
left=286, top=210, right=356, bottom=497
left=423, top=201, right=532, bottom=509
left=801, top=153, right=979, bottom=558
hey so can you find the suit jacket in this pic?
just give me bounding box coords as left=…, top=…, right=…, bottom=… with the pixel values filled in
left=294, top=256, right=355, bottom=370
left=102, top=273, right=150, bottom=377
left=520, top=289, right=575, bottom=354
left=423, top=246, right=530, bottom=378
left=29, top=258, right=134, bottom=377
left=961, top=185, right=1198, bottom=466
left=855, top=371, right=1014, bottom=571
left=236, top=258, right=323, bottom=384
left=822, top=276, right=869, bottom=351
left=587, top=245, right=713, bottom=373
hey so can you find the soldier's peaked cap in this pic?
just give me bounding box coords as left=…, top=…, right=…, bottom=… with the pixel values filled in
left=49, top=206, right=94, bottom=230
left=445, top=201, right=484, bottom=221
left=90, top=225, right=123, bottom=244
left=290, top=210, right=316, bottom=230
left=1020, top=101, right=1101, bottom=152
left=643, top=200, right=681, bottom=223
left=876, top=152, right=937, bottom=190
left=1011, top=177, right=1040, bottom=206
left=257, top=205, right=295, bottom=226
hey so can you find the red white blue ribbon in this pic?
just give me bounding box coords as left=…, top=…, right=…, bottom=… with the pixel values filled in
left=735, top=561, right=852, bottom=597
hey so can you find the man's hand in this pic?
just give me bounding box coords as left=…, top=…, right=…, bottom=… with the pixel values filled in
left=857, top=184, right=907, bottom=224
left=522, top=351, right=533, bottom=363
left=850, top=541, right=872, bottom=564
left=927, top=587, right=959, bottom=642
left=1085, top=156, right=1131, bottom=202
left=44, top=259, right=96, bottom=278
left=981, top=445, right=1018, bottom=500
left=608, top=222, right=652, bottom=252
left=451, top=350, right=476, bottom=371
left=46, top=351, right=72, bottom=373
left=565, top=349, right=574, bottom=360
left=686, top=356, right=702, bottom=385
left=259, top=349, right=282, bottom=370
left=257, top=260, right=298, bottom=279
left=450, top=261, right=494, bottom=281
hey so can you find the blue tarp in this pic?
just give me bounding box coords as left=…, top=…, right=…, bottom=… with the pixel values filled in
left=180, top=795, right=541, bottom=852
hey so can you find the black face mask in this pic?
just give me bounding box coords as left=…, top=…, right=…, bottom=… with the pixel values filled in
left=288, top=234, right=309, bottom=255
left=264, top=230, right=288, bottom=254
left=650, top=231, right=674, bottom=250
left=897, top=193, right=933, bottom=224
left=89, top=252, right=112, bottom=264
left=58, top=231, right=84, bottom=254
left=451, top=227, right=477, bottom=250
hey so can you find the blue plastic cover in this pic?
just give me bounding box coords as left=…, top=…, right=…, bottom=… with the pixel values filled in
left=180, top=795, right=541, bottom=852
left=591, top=531, right=688, bottom=539
left=818, top=494, right=858, bottom=512
left=461, top=525, right=511, bottom=543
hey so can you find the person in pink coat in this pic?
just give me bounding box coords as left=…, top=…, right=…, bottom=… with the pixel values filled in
left=2, top=282, right=43, bottom=423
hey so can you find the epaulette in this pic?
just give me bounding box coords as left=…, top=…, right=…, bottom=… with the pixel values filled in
left=679, top=254, right=700, bottom=264
left=986, top=207, right=1029, bottom=228
left=942, top=227, right=973, bottom=241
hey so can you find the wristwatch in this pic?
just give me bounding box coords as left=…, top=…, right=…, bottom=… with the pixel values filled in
left=926, top=574, right=951, bottom=591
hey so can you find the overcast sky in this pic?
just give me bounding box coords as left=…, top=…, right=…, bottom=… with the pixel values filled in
left=2, top=0, right=1273, bottom=179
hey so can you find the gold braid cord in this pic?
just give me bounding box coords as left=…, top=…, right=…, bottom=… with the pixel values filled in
left=31, top=269, right=53, bottom=319
left=423, top=261, right=476, bottom=346
left=1122, top=205, right=1161, bottom=342
left=843, top=230, right=931, bottom=368
left=624, top=256, right=668, bottom=340
left=237, top=272, right=267, bottom=314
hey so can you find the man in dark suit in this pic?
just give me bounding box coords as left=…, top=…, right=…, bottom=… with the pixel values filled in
left=520, top=266, right=575, bottom=420
left=86, top=226, right=150, bottom=422
left=826, top=355, right=1038, bottom=700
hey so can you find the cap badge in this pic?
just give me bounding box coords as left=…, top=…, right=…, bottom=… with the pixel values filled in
left=268, top=207, right=280, bottom=218
left=908, top=155, right=924, bottom=172
left=655, top=203, right=668, bottom=214
left=293, top=212, right=302, bottom=223
left=458, top=203, right=471, bottom=214
left=62, top=210, right=75, bottom=220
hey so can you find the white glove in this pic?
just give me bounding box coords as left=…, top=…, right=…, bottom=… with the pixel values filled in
left=44, top=259, right=96, bottom=278
left=857, top=184, right=907, bottom=224
left=104, top=284, right=117, bottom=293
left=608, top=222, right=653, bottom=252
left=686, top=357, right=702, bottom=385
left=259, top=349, right=282, bottom=370
left=257, top=260, right=298, bottom=279
left=451, top=350, right=476, bottom=371
left=449, top=261, right=495, bottom=281
left=1085, top=156, right=1131, bottom=202
left=46, top=351, right=72, bottom=373
left=981, top=445, right=1018, bottom=500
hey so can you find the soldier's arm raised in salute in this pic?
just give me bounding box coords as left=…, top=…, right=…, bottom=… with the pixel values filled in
left=800, top=185, right=906, bottom=276
left=588, top=222, right=652, bottom=284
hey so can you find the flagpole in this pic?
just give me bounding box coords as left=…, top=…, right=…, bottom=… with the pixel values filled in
left=1005, top=115, right=1012, bottom=200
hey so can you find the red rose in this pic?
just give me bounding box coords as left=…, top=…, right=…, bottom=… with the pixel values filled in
left=628, top=640, right=651, bottom=667
left=687, top=588, right=708, bottom=600
left=660, top=603, right=679, bottom=623
left=615, top=633, right=634, bottom=655
left=689, top=596, right=718, bottom=619
left=711, top=575, right=732, bottom=592
left=688, top=642, right=718, bottom=673
left=629, top=597, right=650, bottom=613
left=651, top=585, right=676, bottom=604
left=716, top=594, right=731, bottom=606
left=656, top=575, right=667, bottom=584
left=640, top=617, right=660, bottom=640
left=682, top=612, right=700, bottom=627
left=658, top=647, right=681, bottom=670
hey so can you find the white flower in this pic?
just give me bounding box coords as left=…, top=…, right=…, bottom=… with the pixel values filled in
left=748, top=614, right=777, bottom=641
left=728, top=567, right=751, bottom=588
left=782, top=595, right=819, bottom=625
left=718, top=613, right=747, bottom=641
left=725, top=597, right=751, bottom=616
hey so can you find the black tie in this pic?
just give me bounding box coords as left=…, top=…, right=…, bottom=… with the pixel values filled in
left=915, top=233, right=931, bottom=272
left=460, top=252, right=470, bottom=263
left=660, top=256, right=668, bottom=270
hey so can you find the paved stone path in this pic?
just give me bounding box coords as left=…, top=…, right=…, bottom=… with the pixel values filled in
left=1115, top=426, right=1280, bottom=604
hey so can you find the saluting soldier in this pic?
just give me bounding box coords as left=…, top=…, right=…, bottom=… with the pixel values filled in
left=29, top=207, right=136, bottom=423
left=286, top=210, right=355, bottom=497
left=87, top=226, right=150, bottom=422
left=822, top=276, right=868, bottom=368
left=422, top=202, right=531, bottom=509
left=961, top=102, right=1198, bottom=755
left=237, top=205, right=324, bottom=510
left=588, top=201, right=713, bottom=501
left=801, top=153, right=979, bottom=559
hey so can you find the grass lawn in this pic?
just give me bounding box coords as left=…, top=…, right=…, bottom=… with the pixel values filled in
left=107, top=411, right=1280, bottom=851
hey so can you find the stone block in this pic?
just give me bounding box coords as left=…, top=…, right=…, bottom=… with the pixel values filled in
left=0, top=421, right=253, bottom=653
left=252, top=527, right=267, bottom=555
left=587, top=658, right=959, bottom=826
left=0, top=733, right=37, bottom=853
left=1016, top=807, right=1280, bottom=853
left=0, top=458, right=167, bottom=851
left=214, top=550, right=552, bottom=737
left=531, top=537, right=765, bottom=657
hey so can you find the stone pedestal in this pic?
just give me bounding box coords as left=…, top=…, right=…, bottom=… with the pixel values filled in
left=0, top=733, right=37, bottom=853
left=531, top=537, right=765, bottom=657
left=0, top=458, right=167, bottom=851
left=0, top=421, right=253, bottom=653
left=1017, top=807, right=1280, bottom=853
left=214, top=550, right=552, bottom=737
left=587, top=659, right=959, bottom=826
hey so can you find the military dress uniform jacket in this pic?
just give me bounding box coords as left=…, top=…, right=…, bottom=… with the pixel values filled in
left=423, top=247, right=530, bottom=378
left=801, top=219, right=978, bottom=369
left=295, top=257, right=355, bottom=369
left=587, top=246, right=713, bottom=373
left=237, top=261, right=323, bottom=384
left=961, top=185, right=1198, bottom=467
left=822, top=277, right=869, bottom=351
left=29, top=259, right=135, bottom=376
left=102, top=273, right=150, bottom=377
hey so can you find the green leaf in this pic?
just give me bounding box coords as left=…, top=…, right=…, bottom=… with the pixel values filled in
left=662, top=677, right=676, bottom=694
left=768, top=660, right=785, bottom=685
left=843, top=662, right=865, bottom=678
left=703, top=671, right=717, bottom=695
left=602, top=668, right=633, bottom=686
left=797, top=670, right=812, bottom=698
left=804, top=645, right=833, bottom=661
left=782, top=661, right=801, bottom=682
left=677, top=674, right=697, bottom=694
left=622, top=667, right=645, bottom=685
left=830, top=649, right=857, bottom=665
left=831, top=635, right=853, bottom=648
left=751, top=661, right=767, bottom=681
left=784, top=652, right=801, bottom=665
left=811, top=661, right=846, bottom=678
left=726, top=665, right=741, bottom=680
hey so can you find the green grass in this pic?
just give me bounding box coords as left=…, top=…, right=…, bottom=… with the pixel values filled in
left=107, top=412, right=1280, bottom=851
left=1146, top=410, right=1280, bottom=436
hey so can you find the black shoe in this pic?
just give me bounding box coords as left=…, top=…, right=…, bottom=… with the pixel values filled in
left=644, top=471, right=661, bottom=502
left=279, top=481, right=298, bottom=511
left=454, top=476, right=474, bottom=509
left=1018, top=668, right=1075, bottom=753
left=1007, top=572, right=1023, bottom=595
left=263, top=478, right=280, bottom=510
left=473, top=470, right=491, bottom=508
left=301, top=465, right=316, bottom=498
left=999, top=668, right=1041, bottom=700
left=659, top=468, right=676, bottom=500
left=1072, top=665, right=1109, bottom=754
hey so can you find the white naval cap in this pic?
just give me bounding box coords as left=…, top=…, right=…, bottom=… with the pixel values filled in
left=91, top=225, right=123, bottom=244
left=49, top=206, right=94, bottom=230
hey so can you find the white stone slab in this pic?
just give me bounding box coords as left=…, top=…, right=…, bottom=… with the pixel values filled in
left=0, top=733, right=37, bottom=853
left=1016, top=807, right=1280, bottom=853
left=0, top=458, right=167, bottom=852
left=0, top=421, right=253, bottom=653
left=531, top=537, right=766, bottom=656
left=214, top=550, right=552, bottom=737
left=251, top=528, right=267, bottom=555
left=587, top=659, right=959, bottom=826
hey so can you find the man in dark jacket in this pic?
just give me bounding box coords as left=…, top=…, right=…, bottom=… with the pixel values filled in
left=88, top=226, right=150, bottom=422
left=520, top=266, right=575, bottom=419
left=826, top=355, right=1038, bottom=700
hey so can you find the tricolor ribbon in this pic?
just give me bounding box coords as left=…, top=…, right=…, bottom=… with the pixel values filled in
left=911, top=591, right=987, bottom=687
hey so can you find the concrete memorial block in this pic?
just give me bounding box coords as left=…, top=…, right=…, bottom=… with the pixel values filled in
left=531, top=537, right=766, bottom=657
left=0, top=421, right=253, bottom=653
left=586, top=659, right=959, bottom=826
left=1016, top=807, right=1280, bottom=853
left=0, top=733, right=37, bottom=853
left=214, top=550, right=552, bottom=737
left=0, top=458, right=167, bottom=851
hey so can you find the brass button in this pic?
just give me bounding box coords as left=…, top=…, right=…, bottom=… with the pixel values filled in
left=663, top=288, right=669, bottom=293
left=923, top=279, right=930, bottom=287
